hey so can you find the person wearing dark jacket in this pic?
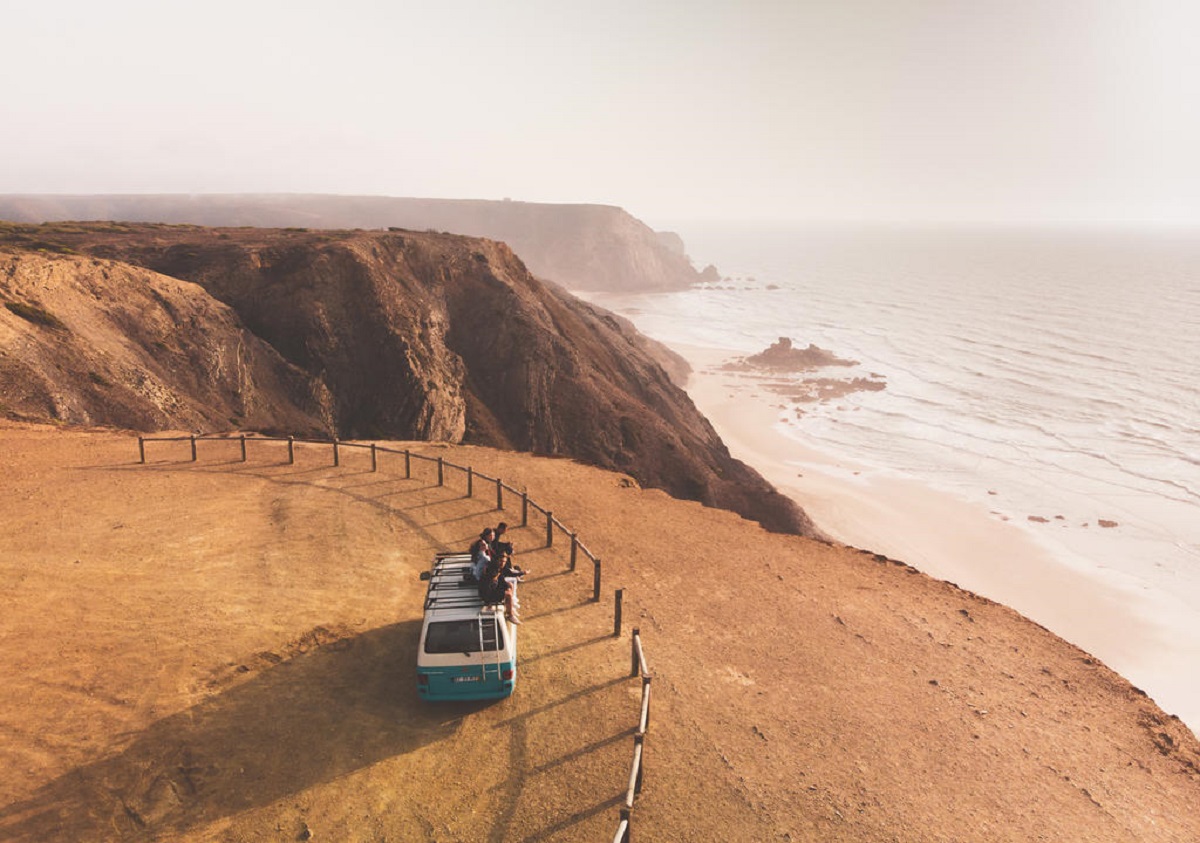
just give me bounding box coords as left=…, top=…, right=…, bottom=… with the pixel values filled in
left=477, top=558, right=520, bottom=624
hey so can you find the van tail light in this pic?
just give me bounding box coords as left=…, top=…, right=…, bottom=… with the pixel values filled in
left=417, top=674, right=429, bottom=686
left=502, top=669, right=513, bottom=680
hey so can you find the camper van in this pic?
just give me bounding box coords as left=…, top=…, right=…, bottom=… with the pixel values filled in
left=416, top=552, right=518, bottom=701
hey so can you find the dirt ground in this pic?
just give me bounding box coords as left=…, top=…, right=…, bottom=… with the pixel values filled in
left=2, top=422, right=1199, bottom=842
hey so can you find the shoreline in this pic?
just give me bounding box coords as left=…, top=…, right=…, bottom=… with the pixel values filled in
left=675, top=341, right=1200, bottom=731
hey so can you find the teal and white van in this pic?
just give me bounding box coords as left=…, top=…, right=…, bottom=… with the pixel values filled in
left=416, top=552, right=518, bottom=701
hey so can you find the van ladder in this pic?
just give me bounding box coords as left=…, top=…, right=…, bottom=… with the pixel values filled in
left=479, top=615, right=501, bottom=681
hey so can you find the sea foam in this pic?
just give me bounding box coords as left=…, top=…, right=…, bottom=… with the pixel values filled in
left=595, top=222, right=1200, bottom=730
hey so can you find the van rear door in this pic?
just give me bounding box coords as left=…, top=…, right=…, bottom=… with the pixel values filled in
left=417, top=614, right=515, bottom=700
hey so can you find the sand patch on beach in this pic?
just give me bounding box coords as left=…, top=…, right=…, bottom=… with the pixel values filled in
left=674, top=341, right=1200, bottom=732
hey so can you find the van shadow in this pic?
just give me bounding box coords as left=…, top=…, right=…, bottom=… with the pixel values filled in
left=0, top=621, right=478, bottom=841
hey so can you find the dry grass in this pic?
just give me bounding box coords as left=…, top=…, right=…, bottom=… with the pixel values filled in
left=1, top=422, right=1198, bottom=842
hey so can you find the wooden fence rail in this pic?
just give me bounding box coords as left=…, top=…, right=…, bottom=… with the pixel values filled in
left=612, top=810, right=631, bottom=843
left=137, top=432, right=606, bottom=600
left=613, top=627, right=652, bottom=838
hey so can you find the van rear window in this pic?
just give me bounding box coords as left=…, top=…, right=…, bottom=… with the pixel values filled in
left=425, top=619, right=502, bottom=653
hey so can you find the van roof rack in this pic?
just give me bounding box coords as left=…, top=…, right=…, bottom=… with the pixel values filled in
left=422, top=553, right=503, bottom=613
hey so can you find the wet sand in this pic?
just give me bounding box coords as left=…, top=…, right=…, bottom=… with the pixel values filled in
left=676, top=342, right=1200, bottom=729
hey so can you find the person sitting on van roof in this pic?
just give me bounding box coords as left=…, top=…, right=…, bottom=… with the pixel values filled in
left=497, top=549, right=527, bottom=612
left=469, top=528, right=495, bottom=582
left=492, top=523, right=520, bottom=570
left=478, top=558, right=520, bottom=624
left=490, top=522, right=523, bottom=576
left=498, top=548, right=527, bottom=582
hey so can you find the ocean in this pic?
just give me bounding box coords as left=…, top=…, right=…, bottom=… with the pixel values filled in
left=593, top=222, right=1200, bottom=731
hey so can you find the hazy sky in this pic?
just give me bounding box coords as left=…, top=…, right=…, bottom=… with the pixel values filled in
left=5, top=0, right=1199, bottom=224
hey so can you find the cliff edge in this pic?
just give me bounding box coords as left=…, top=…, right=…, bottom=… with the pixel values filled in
left=0, top=194, right=704, bottom=293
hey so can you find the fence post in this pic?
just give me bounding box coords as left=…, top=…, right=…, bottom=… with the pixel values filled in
left=641, top=676, right=652, bottom=733
left=190, top=435, right=197, bottom=462
left=437, top=456, right=444, bottom=486
left=287, top=436, right=294, bottom=465
left=333, top=438, right=340, bottom=467
left=634, top=732, right=645, bottom=794
left=371, top=443, right=377, bottom=472
left=496, top=478, right=503, bottom=510
left=593, top=558, right=602, bottom=602
left=545, top=511, right=554, bottom=547
left=570, top=534, right=578, bottom=570
left=631, top=628, right=640, bottom=677
left=467, top=466, right=473, bottom=497
left=138, top=436, right=145, bottom=464
left=614, top=588, right=624, bottom=637
left=521, top=492, right=528, bottom=526
left=239, top=434, right=247, bottom=462
left=619, top=808, right=632, bottom=843
left=626, top=733, right=644, bottom=809
left=404, top=449, right=411, bottom=479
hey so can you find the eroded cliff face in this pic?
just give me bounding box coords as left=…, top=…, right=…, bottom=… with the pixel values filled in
left=0, top=194, right=704, bottom=292
left=129, top=237, right=472, bottom=443
left=0, top=250, right=331, bottom=434
left=0, top=222, right=811, bottom=535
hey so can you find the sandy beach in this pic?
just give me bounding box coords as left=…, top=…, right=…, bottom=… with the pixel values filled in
left=674, top=341, right=1200, bottom=730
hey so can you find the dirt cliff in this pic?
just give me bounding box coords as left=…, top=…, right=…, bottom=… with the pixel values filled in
left=0, top=194, right=705, bottom=292
left=0, top=222, right=810, bottom=535
left=0, top=250, right=330, bottom=435
left=2, top=423, right=1198, bottom=841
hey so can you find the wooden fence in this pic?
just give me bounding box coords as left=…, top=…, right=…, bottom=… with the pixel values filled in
left=612, top=627, right=652, bottom=842
left=137, top=432, right=653, bottom=838
left=138, top=433, right=607, bottom=599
